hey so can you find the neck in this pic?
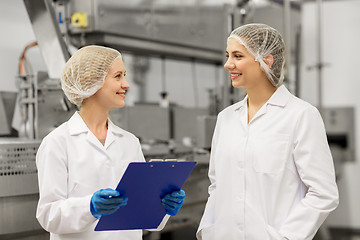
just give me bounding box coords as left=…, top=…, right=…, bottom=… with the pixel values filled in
left=79, top=100, right=109, bottom=138
left=247, top=83, right=277, bottom=108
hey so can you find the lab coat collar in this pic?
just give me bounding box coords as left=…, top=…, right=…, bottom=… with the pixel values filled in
left=266, top=85, right=291, bottom=107
left=68, top=112, right=125, bottom=158
left=105, top=118, right=125, bottom=148
left=234, top=84, right=291, bottom=111
left=68, top=112, right=124, bottom=138
left=107, top=119, right=124, bottom=137
left=233, top=96, right=248, bottom=111
left=68, top=112, right=89, bottom=135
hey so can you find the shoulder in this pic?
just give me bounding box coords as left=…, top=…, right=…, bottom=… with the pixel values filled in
left=39, top=121, right=69, bottom=151
left=43, top=121, right=69, bottom=140
left=108, top=120, right=140, bottom=144
left=285, top=95, right=325, bottom=133
left=36, top=121, right=70, bottom=166
left=287, top=95, right=321, bottom=117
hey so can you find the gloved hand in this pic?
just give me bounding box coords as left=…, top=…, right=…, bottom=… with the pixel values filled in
left=90, top=188, right=128, bottom=219
left=161, top=190, right=185, bottom=216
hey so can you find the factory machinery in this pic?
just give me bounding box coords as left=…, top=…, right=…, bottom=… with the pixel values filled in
left=1, top=0, right=240, bottom=239
left=0, top=0, right=356, bottom=239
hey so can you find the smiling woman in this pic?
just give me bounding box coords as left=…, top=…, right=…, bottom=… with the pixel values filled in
left=197, top=24, right=339, bottom=240
left=35, top=45, right=186, bottom=240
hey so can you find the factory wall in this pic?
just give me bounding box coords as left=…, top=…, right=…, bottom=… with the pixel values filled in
left=301, top=0, right=360, bottom=229
left=301, top=0, right=360, bottom=162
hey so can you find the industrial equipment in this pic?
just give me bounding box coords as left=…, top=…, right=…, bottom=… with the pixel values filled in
left=319, top=107, right=356, bottom=240
left=4, top=0, right=306, bottom=239
left=0, top=92, right=17, bottom=136
left=0, top=139, right=45, bottom=238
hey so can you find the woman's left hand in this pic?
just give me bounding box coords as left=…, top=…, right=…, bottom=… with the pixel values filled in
left=161, top=190, right=185, bottom=216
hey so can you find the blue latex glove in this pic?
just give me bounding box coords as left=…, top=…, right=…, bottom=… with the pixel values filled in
left=161, top=190, right=185, bottom=216
left=90, top=188, right=128, bottom=219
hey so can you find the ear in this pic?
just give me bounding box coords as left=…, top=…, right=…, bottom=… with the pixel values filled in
left=264, top=54, right=274, bottom=68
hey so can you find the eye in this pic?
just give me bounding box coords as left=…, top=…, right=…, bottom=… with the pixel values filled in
left=225, top=54, right=229, bottom=58
left=115, top=73, right=122, bottom=78
left=235, top=55, right=243, bottom=58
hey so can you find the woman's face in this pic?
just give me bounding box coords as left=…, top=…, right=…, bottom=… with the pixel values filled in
left=224, top=37, right=266, bottom=89
left=93, top=57, right=130, bottom=109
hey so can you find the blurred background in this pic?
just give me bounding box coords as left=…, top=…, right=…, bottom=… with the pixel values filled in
left=0, top=0, right=358, bottom=239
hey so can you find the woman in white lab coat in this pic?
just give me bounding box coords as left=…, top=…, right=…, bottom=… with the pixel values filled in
left=36, top=45, right=185, bottom=240
left=197, top=24, right=339, bottom=240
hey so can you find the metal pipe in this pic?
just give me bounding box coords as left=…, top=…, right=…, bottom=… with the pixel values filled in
left=161, top=56, right=166, bottom=94
left=283, top=0, right=291, bottom=89
left=317, top=0, right=323, bottom=112
left=191, top=59, right=199, bottom=108
left=222, top=4, right=235, bottom=109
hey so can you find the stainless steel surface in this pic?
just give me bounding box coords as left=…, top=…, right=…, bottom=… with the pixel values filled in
left=17, top=73, right=37, bottom=139
left=196, top=115, right=217, bottom=149
left=110, top=105, right=171, bottom=142
left=23, top=0, right=70, bottom=79
left=0, top=139, right=42, bottom=235
left=0, top=139, right=40, bottom=197
left=18, top=71, right=77, bottom=139
left=173, top=107, right=208, bottom=145
left=321, top=107, right=355, bottom=163
left=0, top=195, right=42, bottom=235
left=36, top=71, right=77, bottom=139
left=0, top=92, right=17, bottom=135
left=67, top=0, right=232, bottom=64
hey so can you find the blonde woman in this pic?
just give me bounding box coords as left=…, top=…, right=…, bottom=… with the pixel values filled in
left=36, top=46, right=185, bottom=240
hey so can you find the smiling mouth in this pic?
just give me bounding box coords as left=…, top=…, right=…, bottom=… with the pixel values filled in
left=231, top=73, right=242, bottom=77
left=230, top=73, right=242, bottom=80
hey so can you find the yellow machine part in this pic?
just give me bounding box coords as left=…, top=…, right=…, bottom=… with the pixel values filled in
left=71, top=12, right=88, bottom=28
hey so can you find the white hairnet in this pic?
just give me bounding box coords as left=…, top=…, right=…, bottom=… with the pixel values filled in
left=228, top=23, right=285, bottom=87
left=61, top=45, right=121, bottom=106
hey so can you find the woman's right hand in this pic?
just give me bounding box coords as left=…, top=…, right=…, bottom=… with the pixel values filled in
left=90, top=188, right=128, bottom=219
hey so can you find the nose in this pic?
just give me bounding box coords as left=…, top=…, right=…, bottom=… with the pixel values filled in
left=121, top=78, right=130, bottom=90
left=224, top=60, right=235, bottom=70
left=224, top=58, right=235, bottom=70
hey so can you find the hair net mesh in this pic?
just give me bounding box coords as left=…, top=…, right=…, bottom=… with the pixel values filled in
left=228, top=23, right=285, bottom=86
left=61, top=45, right=121, bottom=106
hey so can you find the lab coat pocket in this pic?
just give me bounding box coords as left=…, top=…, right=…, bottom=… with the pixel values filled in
left=266, top=225, right=285, bottom=240
left=252, top=134, right=290, bottom=174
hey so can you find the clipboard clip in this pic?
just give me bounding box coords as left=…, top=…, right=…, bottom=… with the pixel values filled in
left=149, top=159, right=178, bottom=162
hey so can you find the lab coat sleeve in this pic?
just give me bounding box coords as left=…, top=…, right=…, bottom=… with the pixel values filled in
left=196, top=115, right=221, bottom=240
left=146, top=215, right=170, bottom=231
left=279, top=106, right=339, bottom=240
left=36, top=135, right=96, bottom=234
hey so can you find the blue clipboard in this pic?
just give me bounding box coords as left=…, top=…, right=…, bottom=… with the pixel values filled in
left=95, top=161, right=197, bottom=231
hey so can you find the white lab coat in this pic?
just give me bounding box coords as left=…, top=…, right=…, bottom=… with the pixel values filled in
left=197, top=85, right=339, bottom=240
left=36, top=112, right=168, bottom=240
